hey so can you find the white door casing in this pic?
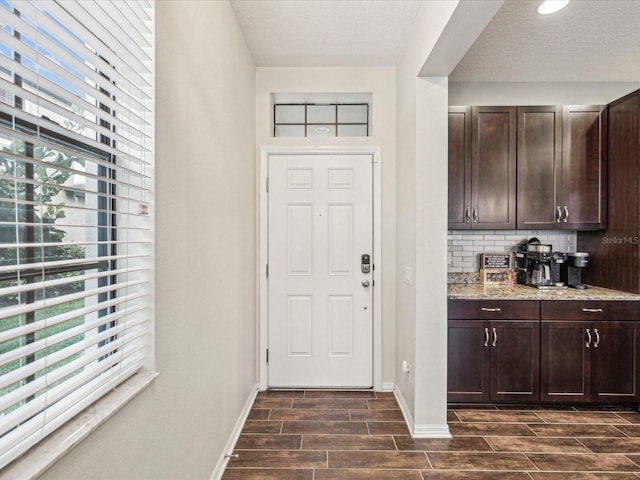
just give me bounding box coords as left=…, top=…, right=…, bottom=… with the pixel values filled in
left=267, top=153, right=374, bottom=388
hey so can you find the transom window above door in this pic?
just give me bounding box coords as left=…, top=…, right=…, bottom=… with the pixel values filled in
left=274, top=103, right=369, bottom=137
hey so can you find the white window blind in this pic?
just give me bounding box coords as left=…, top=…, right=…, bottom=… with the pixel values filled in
left=0, top=0, right=154, bottom=469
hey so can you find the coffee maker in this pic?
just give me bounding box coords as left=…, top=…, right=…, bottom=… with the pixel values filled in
left=560, top=252, right=589, bottom=289
left=515, top=238, right=554, bottom=287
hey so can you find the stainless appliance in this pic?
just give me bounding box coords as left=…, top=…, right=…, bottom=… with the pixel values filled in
left=560, top=252, right=589, bottom=289
left=515, top=238, right=555, bottom=287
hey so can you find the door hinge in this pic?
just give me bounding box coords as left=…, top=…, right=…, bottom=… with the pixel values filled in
left=266, top=349, right=269, bottom=363
left=266, top=264, right=269, bottom=278
left=266, top=177, right=269, bottom=192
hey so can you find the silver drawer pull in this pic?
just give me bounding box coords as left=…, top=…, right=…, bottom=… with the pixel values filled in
left=582, top=308, right=603, bottom=313
left=492, top=327, right=497, bottom=347
left=585, top=328, right=592, bottom=348
left=481, top=307, right=501, bottom=312
left=594, top=328, right=600, bottom=348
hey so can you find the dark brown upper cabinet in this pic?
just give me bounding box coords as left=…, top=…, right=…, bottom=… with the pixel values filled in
left=561, top=105, right=607, bottom=230
left=517, top=105, right=607, bottom=230
left=517, top=106, right=562, bottom=229
left=448, top=107, right=472, bottom=229
left=448, top=106, right=517, bottom=230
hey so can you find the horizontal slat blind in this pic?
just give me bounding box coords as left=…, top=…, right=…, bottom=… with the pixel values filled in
left=0, top=0, right=154, bottom=469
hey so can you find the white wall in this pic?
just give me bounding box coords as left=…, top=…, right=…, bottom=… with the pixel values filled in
left=39, top=2, right=257, bottom=479
left=395, top=0, right=503, bottom=435
left=256, top=67, right=397, bottom=387
left=395, top=1, right=458, bottom=430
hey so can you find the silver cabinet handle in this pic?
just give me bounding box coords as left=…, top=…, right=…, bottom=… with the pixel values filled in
left=594, top=328, right=600, bottom=348
left=585, top=328, right=592, bottom=348
left=465, top=206, right=471, bottom=223
left=492, top=327, right=497, bottom=347
left=481, top=307, right=501, bottom=312
left=472, top=207, right=478, bottom=223
left=484, top=327, right=489, bottom=347
left=563, top=206, right=569, bottom=223
left=556, top=206, right=562, bottom=223
left=582, top=308, right=603, bottom=313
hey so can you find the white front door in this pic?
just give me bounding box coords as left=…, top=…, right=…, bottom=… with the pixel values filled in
left=268, top=154, right=373, bottom=388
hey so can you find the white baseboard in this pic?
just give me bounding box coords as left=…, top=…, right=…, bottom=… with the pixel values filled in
left=413, top=423, right=452, bottom=438
left=210, top=383, right=259, bottom=480
left=381, top=382, right=395, bottom=392
left=393, top=384, right=451, bottom=439
left=393, top=385, right=415, bottom=434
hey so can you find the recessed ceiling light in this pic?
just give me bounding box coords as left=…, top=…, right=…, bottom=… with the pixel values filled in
left=538, top=0, right=570, bottom=14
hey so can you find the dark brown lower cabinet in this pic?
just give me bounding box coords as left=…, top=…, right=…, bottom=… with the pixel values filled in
left=449, top=299, right=640, bottom=405
left=491, top=320, right=540, bottom=402
left=448, top=300, right=540, bottom=403
left=448, top=319, right=489, bottom=402
left=541, top=321, right=640, bottom=402
left=540, top=321, right=590, bottom=401
left=540, top=301, right=640, bottom=403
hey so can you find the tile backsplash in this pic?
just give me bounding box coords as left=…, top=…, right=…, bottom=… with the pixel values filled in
left=448, top=230, right=577, bottom=273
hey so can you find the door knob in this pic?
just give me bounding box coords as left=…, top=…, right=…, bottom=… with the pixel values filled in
left=362, top=279, right=370, bottom=287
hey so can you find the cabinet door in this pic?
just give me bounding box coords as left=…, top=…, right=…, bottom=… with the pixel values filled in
left=471, top=106, right=517, bottom=229
left=591, top=321, right=640, bottom=402
left=448, top=320, right=489, bottom=402
left=516, top=106, right=562, bottom=229
left=489, top=320, right=540, bottom=402
left=561, top=105, right=607, bottom=230
left=540, top=321, right=591, bottom=402
left=448, top=107, right=472, bottom=229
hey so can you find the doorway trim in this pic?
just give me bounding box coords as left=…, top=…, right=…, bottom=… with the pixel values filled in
left=259, top=146, right=382, bottom=391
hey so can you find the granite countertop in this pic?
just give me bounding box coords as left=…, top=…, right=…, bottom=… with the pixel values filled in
left=448, top=283, right=640, bottom=301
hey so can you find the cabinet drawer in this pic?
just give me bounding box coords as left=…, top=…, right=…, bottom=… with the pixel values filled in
left=541, top=301, right=640, bottom=321
left=448, top=300, right=539, bottom=320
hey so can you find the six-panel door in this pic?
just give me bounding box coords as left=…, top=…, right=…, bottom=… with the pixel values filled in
left=268, top=154, right=374, bottom=388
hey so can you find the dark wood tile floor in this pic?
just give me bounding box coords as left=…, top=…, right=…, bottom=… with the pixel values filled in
left=222, top=390, right=640, bottom=479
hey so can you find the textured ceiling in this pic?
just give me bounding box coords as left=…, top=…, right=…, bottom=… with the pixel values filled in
left=450, top=0, right=640, bottom=82
left=229, top=0, right=424, bottom=67
left=230, top=0, right=640, bottom=83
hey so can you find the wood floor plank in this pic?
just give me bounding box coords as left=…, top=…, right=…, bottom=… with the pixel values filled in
left=421, top=472, right=532, bottom=480
left=281, top=420, right=368, bottom=435
left=427, top=452, right=535, bottom=471
left=227, top=450, right=327, bottom=469
left=526, top=453, right=640, bottom=472
left=234, top=434, right=302, bottom=450
left=394, top=436, right=492, bottom=452
left=314, top=469, right=423, bottom=479
left=222, top=468, right=313, bottom=479
left=269, top=409, right=350, bottom=421
left=328, top=451, right=431, bottom=469
left=302, top=434, right=396, bottom=451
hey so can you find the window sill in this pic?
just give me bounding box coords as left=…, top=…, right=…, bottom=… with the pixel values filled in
left=0, top=371, right=158, bottom=480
